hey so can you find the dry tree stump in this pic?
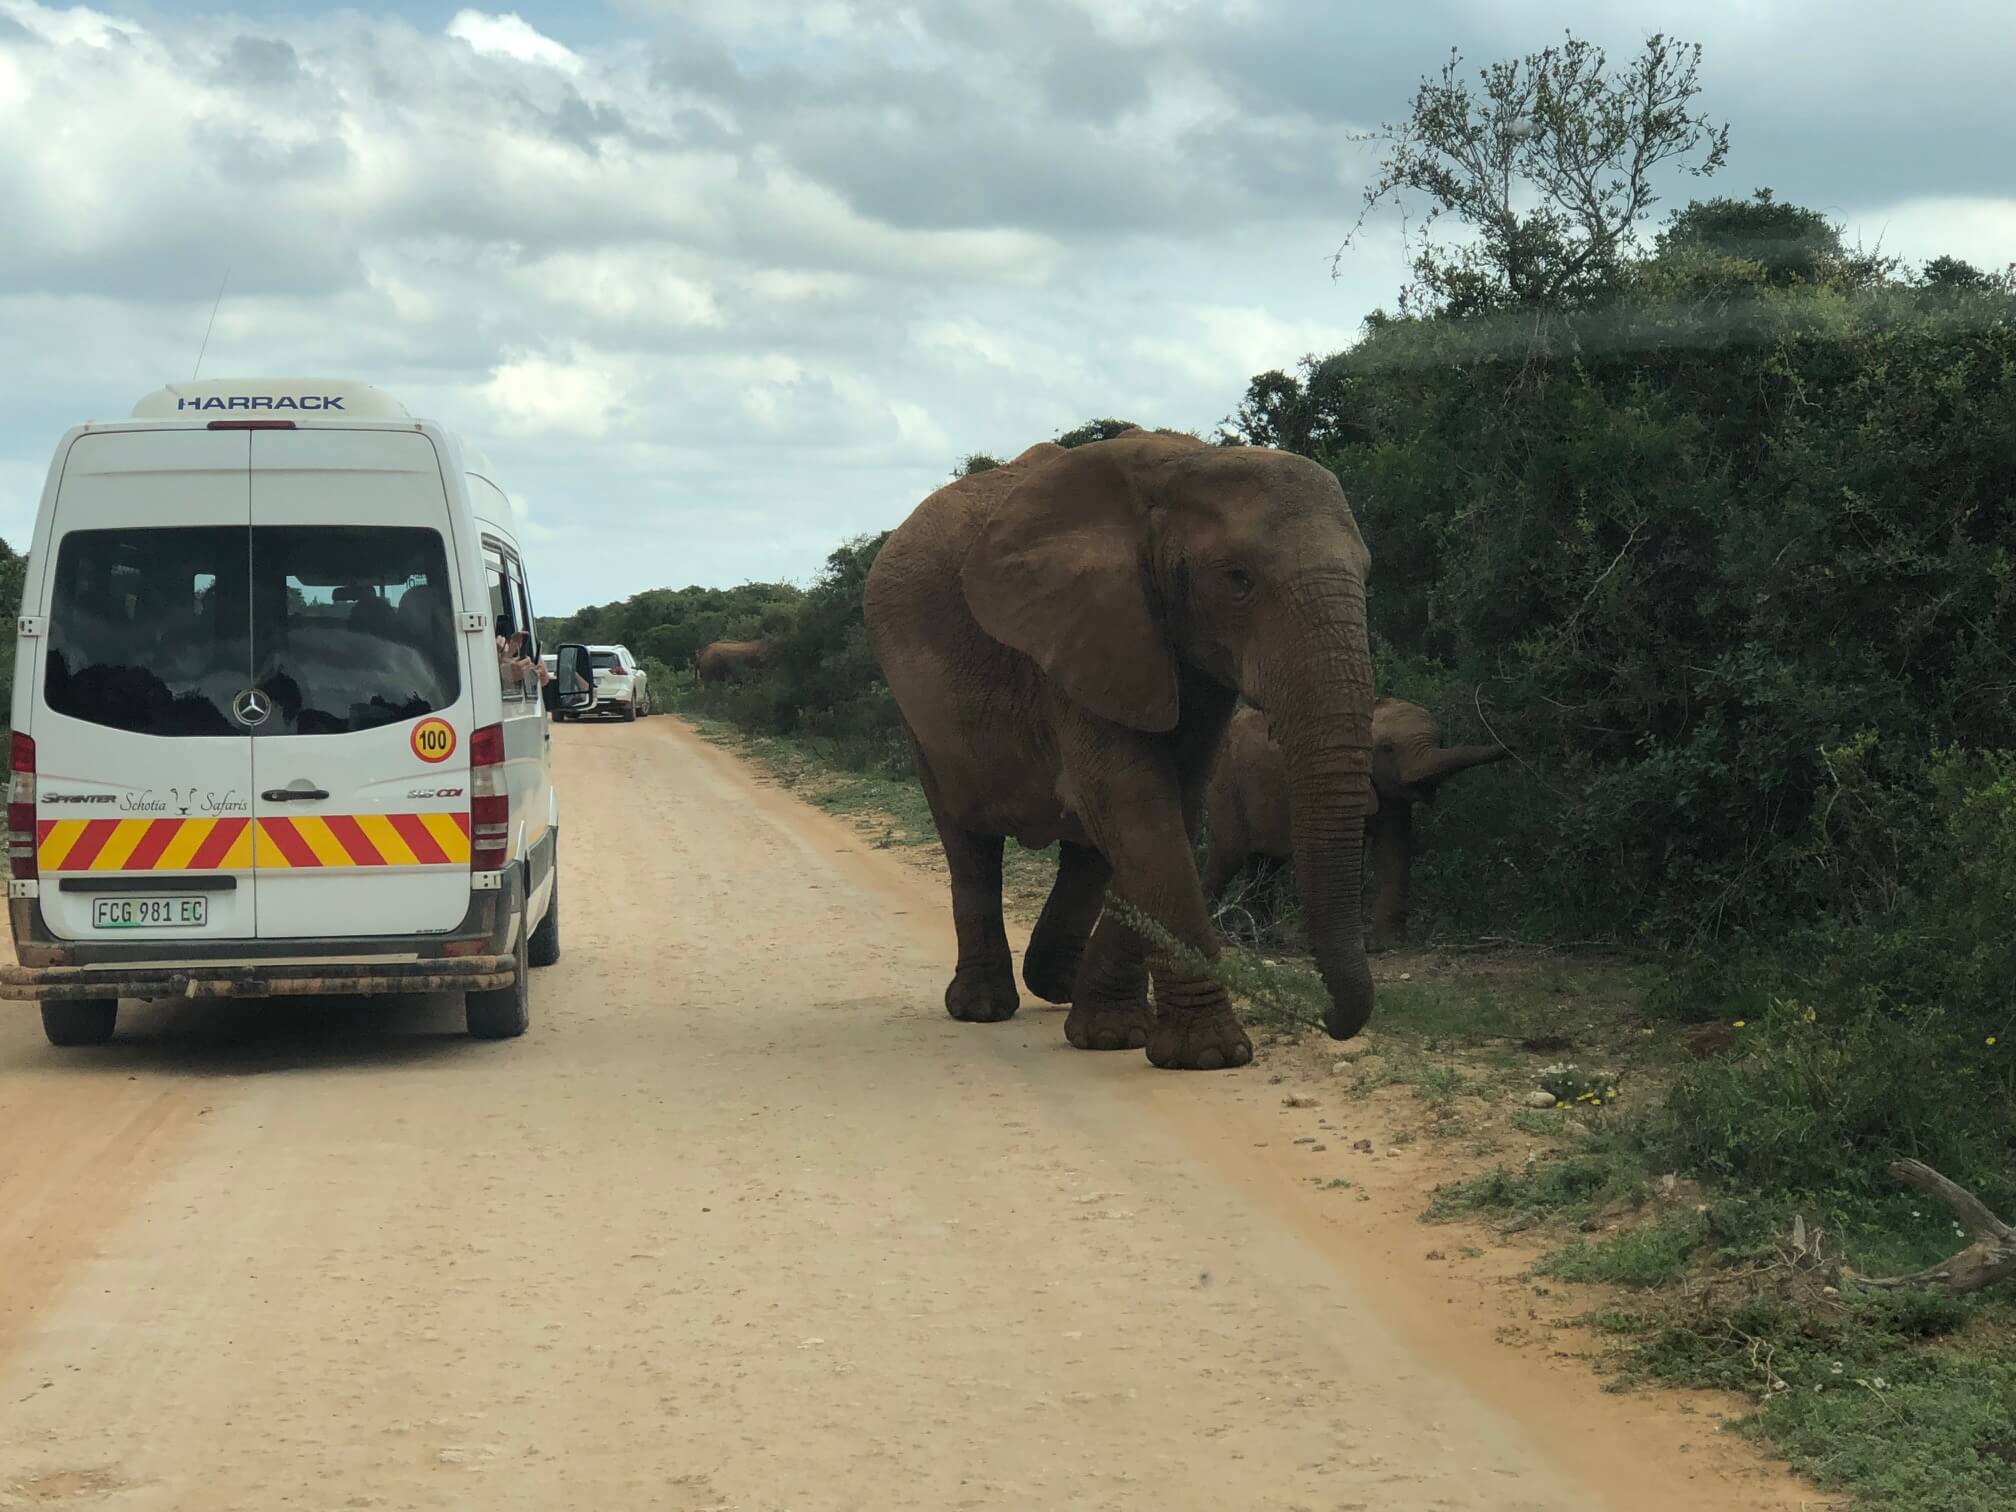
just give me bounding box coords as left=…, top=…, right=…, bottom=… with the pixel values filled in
left=1846, top=1159, right=2016, bottom=1297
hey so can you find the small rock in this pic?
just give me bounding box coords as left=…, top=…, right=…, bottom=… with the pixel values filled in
left=1524, top=1090, right=1559, bottom=1109
left=1309, top=1143, right=1328, bottom=1152
left=1282, top=1092, right=1319, bottom=1109
left=1352, top=1139, right=1374, bottom=1153
left=1399, top=972, right=1413, bottom=981
left=1331, top=1043, right=1373, bottom=1066
left=1426, top=1249, right=1445, bottom=1261
left=1268, top=1073, right=1285, bottom=1085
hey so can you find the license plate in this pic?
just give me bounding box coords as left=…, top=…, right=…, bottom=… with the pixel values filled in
left=92, top=896, right=208, bottom=930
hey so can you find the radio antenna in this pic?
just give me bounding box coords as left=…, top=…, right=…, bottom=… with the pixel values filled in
left=192, top=268, right=231, bottom=381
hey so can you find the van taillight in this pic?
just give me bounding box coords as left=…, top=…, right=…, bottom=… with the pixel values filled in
left=8, top=732, right=36, bottom=882
left=205, top=419, right=297, bottom=430
left=470, top=722, right=508, bottom=873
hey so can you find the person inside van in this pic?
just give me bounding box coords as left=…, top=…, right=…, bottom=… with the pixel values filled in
left=496, top=629, right=548, bottom=692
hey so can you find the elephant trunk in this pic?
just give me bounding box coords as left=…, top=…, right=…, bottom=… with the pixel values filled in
left=1411, top=742, right=1509, bottom=789
left=1260, top=582, right=1377, bottom=1040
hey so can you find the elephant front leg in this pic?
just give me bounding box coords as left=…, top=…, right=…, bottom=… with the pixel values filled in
left=938, top=825, right=1020, bottom=1023
left=1063, top=909, right=1153, bottom=1051
left=1077, top=777, right=1252, bottom=1071
left=1024, top=841, right=1111, bottom=1004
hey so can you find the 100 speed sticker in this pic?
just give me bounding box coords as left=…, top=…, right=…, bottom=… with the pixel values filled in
left=411, top=718, right=457, bottom=764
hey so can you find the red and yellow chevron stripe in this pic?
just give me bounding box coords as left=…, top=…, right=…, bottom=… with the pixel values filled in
left=253, top=814, right=472, bottom=869
left=37, top=814, right=472, bottom=873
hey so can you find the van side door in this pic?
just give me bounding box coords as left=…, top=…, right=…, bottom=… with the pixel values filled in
left=482, top=536, right=551, bottom=910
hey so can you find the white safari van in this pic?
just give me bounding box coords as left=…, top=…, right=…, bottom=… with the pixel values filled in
left=2, top=378, right=596, bottom=1046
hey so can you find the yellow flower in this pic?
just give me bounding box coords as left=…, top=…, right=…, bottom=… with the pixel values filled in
left=1733, top=1020, right=1747, bottom=1029
left=1989, top=1036, right=2000, bottom=1047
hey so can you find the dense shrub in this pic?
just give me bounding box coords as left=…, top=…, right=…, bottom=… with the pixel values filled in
left=1232, top=235, right=2016, bottom=951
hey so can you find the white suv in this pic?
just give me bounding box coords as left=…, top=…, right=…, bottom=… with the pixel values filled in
left=566, top=644, right=648, bottom=722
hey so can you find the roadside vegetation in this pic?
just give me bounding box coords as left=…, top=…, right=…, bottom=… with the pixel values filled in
left=543, top=31, right=2016, bottom=1509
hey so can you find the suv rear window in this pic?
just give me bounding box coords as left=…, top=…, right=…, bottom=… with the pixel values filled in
left=43, top=525, right=460, bottom=738
left=591, top=652, right=625, bottom=672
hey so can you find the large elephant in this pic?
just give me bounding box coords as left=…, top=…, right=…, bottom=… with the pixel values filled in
left=863, top=432, right=1378, bottom=1070
left=1202, top=698, right=1508, bottom=949
left=695, top=638, right=770, bottom=684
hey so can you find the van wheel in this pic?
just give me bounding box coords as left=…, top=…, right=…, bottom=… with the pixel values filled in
left=466, top=912, right=530, bottom=1039
left=42, top=999, right=118, bottom=1046
left=528, top=857, right=561, bottom=969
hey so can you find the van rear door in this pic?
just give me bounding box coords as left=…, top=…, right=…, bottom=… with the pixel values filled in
left=245, top=429, right=474, bottom=939
left=31, top=429, right=258, bottom=942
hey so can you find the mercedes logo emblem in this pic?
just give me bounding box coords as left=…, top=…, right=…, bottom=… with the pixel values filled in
left=232, top=688, right=273, bottom=728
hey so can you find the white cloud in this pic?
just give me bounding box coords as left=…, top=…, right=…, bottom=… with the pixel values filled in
left=1839, top=196, right=2016, bottom=277
left=2, top=0, right=2005, bottom=613
left=477, top=355, right=630, bottom=438
left=445, top=10, right=582, bottom=74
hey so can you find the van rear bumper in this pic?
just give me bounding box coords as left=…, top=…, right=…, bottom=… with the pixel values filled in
left=0, top=956, right=516, bottom=1001
left=2, top=887, right=516, bottom=1001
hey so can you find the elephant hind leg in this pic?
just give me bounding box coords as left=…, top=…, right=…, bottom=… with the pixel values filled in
left=1023, top=841, right=1111, bottom=1004
left=908, top=728, right=1019, bottom=1024
left=939, top=824, right=1020, bottom=1023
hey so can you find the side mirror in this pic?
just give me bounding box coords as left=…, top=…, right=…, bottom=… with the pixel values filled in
left=551, top=643, right=595, bottom=714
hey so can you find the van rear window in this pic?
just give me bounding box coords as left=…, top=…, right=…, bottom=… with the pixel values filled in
left=44, top=526, right=461, bottom=738
left=44, top=526, right=249, bottom=736
left=256, top=527, right=460, bottom=734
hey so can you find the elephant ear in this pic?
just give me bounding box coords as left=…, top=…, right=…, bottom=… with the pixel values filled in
left=959, top=443, right=1179, bottom=732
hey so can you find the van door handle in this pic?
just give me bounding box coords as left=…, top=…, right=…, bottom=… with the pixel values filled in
left=261, top=787, right=330, bottom=802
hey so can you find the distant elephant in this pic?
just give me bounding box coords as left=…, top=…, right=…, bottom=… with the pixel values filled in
left=695, top=638, right=770, bottom=683
left=1202, top=698, right=1508, bottom=949
left=864, top=432, right=1378, bottom=1070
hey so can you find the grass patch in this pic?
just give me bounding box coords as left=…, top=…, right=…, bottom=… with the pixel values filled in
left=1428, top=1139, right=1652, bottom=1229
left=1540, top=1217, right=1702, bottom=1289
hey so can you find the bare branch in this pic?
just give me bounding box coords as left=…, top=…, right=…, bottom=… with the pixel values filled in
left=1849, top=1160, right=2016, bottom=1297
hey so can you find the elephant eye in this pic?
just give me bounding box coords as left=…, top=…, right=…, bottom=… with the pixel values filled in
left=1220, top=565, right=1253, bottom=595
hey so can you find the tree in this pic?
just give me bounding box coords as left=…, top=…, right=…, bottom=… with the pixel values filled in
left=1654, top=188, right=1840, bottom=285
left=1340, top=31, right=1729, bottom=316
left=954, top=452, right=1002, bottom=478
left=1055, top=418, right=1139, bottom=448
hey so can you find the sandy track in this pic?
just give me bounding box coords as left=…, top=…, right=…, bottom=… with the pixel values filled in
left=0, top=720, right=1820, bottom=1510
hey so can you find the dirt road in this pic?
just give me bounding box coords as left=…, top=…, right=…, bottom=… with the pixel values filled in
left=0, top=721, right=1820, bottom=1511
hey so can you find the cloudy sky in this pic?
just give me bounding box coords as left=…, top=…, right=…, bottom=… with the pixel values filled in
left=2, top=1, right=2010, bottom=614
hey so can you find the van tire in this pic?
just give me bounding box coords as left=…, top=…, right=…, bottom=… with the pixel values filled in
left=42, top=999, right=118, bottom=1046
left=528, top=857, right=561, bottom=968
left=466, top=911, right=530, bottom=1040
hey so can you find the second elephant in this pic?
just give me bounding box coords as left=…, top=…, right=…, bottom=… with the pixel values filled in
left=695, top=638, right=771, bottom=683
left=1203, top=699, right=1508, bottom=948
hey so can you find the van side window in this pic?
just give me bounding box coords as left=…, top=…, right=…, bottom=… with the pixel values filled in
left=485, top=540, right=532, bottom=701
left=506, top=553, right=535, bottom=660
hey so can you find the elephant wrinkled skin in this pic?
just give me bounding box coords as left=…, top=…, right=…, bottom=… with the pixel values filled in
left=863, top=432, right=1379, bottom=1069
left=1203, top=698, right=1508, bottom=949
left=695, top=638, right=771, bottom=684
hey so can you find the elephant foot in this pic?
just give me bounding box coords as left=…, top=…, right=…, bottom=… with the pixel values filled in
left=1021, top=943, right=1084, bottom=1006
left=1146, top=1010, right=1253, bottom=1071
left=1064, top=999, right=1152, bottom=1052
left=945, top=967, right=1020, bottom=1024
